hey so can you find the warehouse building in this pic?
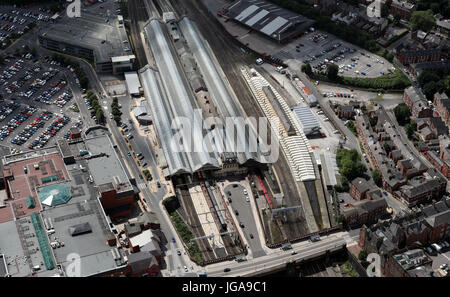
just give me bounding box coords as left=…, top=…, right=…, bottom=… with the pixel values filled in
left=124, top=72, right=143, bottom=97
left=226, top=0, right=314, bottom=43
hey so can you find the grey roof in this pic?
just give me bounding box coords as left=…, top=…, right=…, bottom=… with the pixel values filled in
left=227, top=0, right=314, bottom=41
left=425, top=209, right=450, bottom=227
left=69, top=222, right=92, bottom=236
left=178, top=17, right=266, bottom=165
left=40, top=199, right=124, bottom=277
left=292, top=106, right=320, bottom=135
left=401, top=178, right=441, bottom=199
left=127, top=251, right=158, bottom=272
left=39, top=11, right=132, bottom=63
left=0, top=220, right=34, bottom=277
left=351, top=177, right=371, bottom=193
left=142, top=20, right=223, bottom=175
left=84, top=134, right=133, bottom=194
left=124, top=72, right=142, bottom=95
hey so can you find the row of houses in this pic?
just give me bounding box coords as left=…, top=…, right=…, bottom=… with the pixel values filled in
left=356, top=107, right=447, bottom=207
left=358, top=197, right=450, bottom=277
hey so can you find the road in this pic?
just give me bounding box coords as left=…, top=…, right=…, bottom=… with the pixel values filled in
left=204, top=231, right=357, bottom=276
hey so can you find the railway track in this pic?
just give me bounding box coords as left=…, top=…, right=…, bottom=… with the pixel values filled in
left=127, top=0, right=149, bottom=69
left=168, top=0, right=311, bottom=237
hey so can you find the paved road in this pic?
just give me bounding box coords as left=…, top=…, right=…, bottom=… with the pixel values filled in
left=205, top=231, right=355, bottom=277
left=224, top=183, right=266, bottom=258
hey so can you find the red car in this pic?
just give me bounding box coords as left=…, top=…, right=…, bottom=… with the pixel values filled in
left=321, top=133, right=326, bottom=138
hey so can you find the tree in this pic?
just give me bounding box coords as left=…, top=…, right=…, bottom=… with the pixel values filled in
left=336, top=214, right=346, bottom=224
left=418, top=70, right=440, bottom=86
left=405, top=120, right=417, bottom=139
left=393, top=13, right=402, bottom=25
left=372, top=170, right=382, bottom=187
left=301, top=63, right=312, bottom=75
left=409, top=10, right=436, bottom=32
left=327, top=64, right=339, bottom=81
left=340, top=159, right=365, bottom=181
left=423, top=81, right=445, bottom=100
left=96, top=109, right=105, bottom=125
left=381, top=4, right=389, bottom=18
left=358, top=250, right=368, bottom=262
left=394, top=103, right=411, bottom=125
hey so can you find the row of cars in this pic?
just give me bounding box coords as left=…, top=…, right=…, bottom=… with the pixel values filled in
left=11, top=8, right=51, bottom=22
left=0, top=105, right=36, bottom=141
left=1, top=59, right=24, bottom=90
left=11, top=111, right=53, bottom=146
left=322, top=92, right=355, bottom=98
left=33, top=78, right=68, bottom=104
left=0, top=101, right=20, bottom=121
left=28, top=115, right=70, bottom=150
left=311, top=47, right=356, bottom=71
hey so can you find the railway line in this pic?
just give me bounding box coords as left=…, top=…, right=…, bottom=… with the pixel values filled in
left=167, top=0, right=310, bottom=239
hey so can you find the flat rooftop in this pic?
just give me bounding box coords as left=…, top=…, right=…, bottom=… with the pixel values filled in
left=83, top=134, right=133, bottom=193
left=40, top=199, right=123, bottom=277
left=0, top=218, right=48, bottom=277
left=39, top=12, right=131, bottom=62
left=1, top=150, right=69, bottom=223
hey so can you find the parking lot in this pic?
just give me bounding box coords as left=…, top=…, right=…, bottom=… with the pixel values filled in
left=273, top=29, right=394, bottom=78
left=203, top=0, right=394, bottom=79
left=0, top=54, right=85, bottom=152
left=0, top=5, right=53, bottom=49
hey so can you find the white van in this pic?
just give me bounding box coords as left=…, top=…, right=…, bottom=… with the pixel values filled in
left=256, top=58, right=264, bottom=65
left=432, top=243, right=442, bottom=252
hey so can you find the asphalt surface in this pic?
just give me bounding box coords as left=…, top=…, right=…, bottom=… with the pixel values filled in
left=205, top=231, right=355, bottom=276
left=224, top=183, right=266, bottom=258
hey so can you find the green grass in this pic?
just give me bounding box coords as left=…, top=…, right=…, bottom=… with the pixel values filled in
left=341, top=261, right=359, bottom=277
left=270, top=220, right=283, bottom=244
left=169, top=211, right=204, bottom=263
left=346, top=121, right=358, bottom=136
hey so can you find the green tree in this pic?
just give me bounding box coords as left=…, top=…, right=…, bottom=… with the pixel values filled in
left=301, top=63, right=312, bottom=75
left=405, top=120, right=417, bottom=139
left=418, top=70, right=440, bottom=86
left=372, top=169, right=382, bottom=187
left=381, top=4, right=389, bottom=18
left=327, top=64, right=339, bottom=81
left=358, top=250, right=368, bottom=262
left=423, top=81, right=445, bottom=100
left=394, top=103, right=411, bottom=125
left=96, top=109, right=105, bottom=125
left=409, top=10, right=436, bottom=32
left=393, top=13, right=402, bottom=25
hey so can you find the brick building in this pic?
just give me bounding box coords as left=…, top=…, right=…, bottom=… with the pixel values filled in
left=350, top=177, right=372, bottom=200
left=342, top=197, right=388, bottom=227
left=359, top=197, right=450, bottom=276
left=389, top=0, right=416, bottom=21
left=434, top=92, right=450, bottom=125
left=402, top=87, right=433, bottom=118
